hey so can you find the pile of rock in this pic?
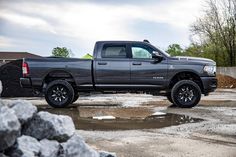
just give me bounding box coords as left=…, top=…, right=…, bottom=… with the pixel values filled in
left=0, top=100, right=116, bottom=157
left=217, top=74, right=236, bottom=88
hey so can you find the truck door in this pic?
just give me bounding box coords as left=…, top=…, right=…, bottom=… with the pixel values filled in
left=94, top=43, right=130, bottom=89
left=130, top=43, right=168, bottom=89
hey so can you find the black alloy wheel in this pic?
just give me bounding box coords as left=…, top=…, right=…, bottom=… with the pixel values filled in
left=171, top=80, right=201, bottom=108
left=45, top=80, right=74, bottom=108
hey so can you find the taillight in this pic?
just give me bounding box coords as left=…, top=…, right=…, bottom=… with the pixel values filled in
left=22, top=61, right=29, bottom=77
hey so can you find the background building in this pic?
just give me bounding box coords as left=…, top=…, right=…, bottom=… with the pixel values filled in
left=0, top=52, right=42, bottom=97
left=0, top=52, right=42, bottom=66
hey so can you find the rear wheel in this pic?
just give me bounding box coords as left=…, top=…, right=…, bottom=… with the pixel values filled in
left=45, top=80, right=74, bottom=108
left=171, top=80, right=201, bottom=108
left=72, top=93, right=79, bottom=103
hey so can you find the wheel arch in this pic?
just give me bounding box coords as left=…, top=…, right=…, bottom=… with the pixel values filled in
left=168, top=71, right=204, bottom=93
left=43, top=69, right=76, bottom=86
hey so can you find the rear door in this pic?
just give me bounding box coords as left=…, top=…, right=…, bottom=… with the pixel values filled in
left=130, top=43, right=168, bottom=89
left=94, top=43, right=130, bottom=88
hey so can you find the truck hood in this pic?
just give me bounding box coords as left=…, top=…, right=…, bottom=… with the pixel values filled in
left=172, top=56, right=216, bottom=65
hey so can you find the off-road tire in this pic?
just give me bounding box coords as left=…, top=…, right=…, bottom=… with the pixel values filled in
left=72, top=93, right=79, bottom=103
left=171, top=80, right=201, bottom=108
left=166, top=93, right=173, bottom=103
left=45, top=80, right=74, bottom=108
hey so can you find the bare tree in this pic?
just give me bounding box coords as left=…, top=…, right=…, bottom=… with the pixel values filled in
left=191, top=0, right=236, bottom=66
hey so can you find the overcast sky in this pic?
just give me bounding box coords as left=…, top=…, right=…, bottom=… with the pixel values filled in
left=0, top=0, right=205, bottom=57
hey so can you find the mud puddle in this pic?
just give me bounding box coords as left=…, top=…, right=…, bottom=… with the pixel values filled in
left=38, top=106, right=203, bottom=130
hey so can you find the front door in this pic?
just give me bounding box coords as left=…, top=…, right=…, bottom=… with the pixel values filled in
left=130, top=44, right=168, bottom=89
left=94, top=44, right=130, bottom=89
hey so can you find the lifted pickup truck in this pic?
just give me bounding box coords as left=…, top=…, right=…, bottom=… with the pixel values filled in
left=20, top=40, right=217, bottom=108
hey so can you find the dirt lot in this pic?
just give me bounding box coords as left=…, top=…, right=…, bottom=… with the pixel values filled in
left=3, top=89, right=236, bottom=157
left=217, top=74, right=236, bottom=88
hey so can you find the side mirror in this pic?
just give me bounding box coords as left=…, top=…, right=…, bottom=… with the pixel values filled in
left=152, top=53, right=163, bottom=63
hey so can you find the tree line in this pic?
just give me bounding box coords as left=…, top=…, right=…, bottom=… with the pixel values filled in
left=167, top=0, right=236, bottom=67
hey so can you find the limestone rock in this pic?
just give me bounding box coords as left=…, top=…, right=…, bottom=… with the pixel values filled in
left=23, top=111, right=75, bottom=142
left=39, top=139, right=59, bottom=157
left=99, top=151, right=117, bottom=157
left=11, top=100, right=37, bottom=124
left=0, top=105, right=21, bottom=151
left=7, top=135, right=41, bottom=157
left=60, top=134, right=99, bottom=157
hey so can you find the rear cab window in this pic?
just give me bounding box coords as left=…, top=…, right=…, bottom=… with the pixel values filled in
left=101, top=44, right=127, bottom=58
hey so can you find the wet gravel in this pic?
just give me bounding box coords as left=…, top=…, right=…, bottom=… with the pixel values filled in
left=2, top=89, right=236, bottom=157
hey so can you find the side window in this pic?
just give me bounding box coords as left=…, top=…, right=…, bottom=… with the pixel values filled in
left=102, top=45, right=127, bottom=58
left=132, top=46, right=153, bottom=59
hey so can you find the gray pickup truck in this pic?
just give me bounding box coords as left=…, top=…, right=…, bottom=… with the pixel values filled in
left=20, top=40, right=217, bottom=108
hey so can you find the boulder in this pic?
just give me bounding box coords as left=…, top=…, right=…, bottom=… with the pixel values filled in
left=0, top=105, right=21, bottom=151
left=7, top=135, right=41, bottom=157
left=0, top=99, right=5, bottom=106
left=60, top=134, right=99, bottom=157
left=99, top=151, right=117, bottom=157
left=23, top=111, right=75, bottom=142
left=11, top=100, right=37, bottom=124
left=0, top=100, right=12, bottom=108
left=39, top=139, right=59, bottom=157
left=0, top=100, right=111, bottom=157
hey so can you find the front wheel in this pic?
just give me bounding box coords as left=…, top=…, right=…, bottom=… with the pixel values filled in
left=166, top=93, right=173, bottom=103
left=45, top=80, right=74, bottom=108
left=171, top=80, right=201, bottom=108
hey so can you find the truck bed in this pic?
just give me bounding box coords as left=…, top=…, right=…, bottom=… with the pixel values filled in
left=24, top=57, right=93, bottom=88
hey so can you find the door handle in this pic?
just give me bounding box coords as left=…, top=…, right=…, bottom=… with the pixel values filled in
left=132, top=62, right=142, bottom=65
left=98, top=62, right=107, bottom=65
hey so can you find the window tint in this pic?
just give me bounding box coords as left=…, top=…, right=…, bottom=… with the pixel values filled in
left=102, top=45, right=127, bottom=58
left=132, top=46, right=152, bottom=59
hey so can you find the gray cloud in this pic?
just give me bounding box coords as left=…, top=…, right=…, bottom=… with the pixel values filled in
left=0, top=0, right=204, bottom=57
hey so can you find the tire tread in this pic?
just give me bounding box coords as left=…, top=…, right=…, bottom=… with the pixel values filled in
left=171, top=80, right=201, bottom=108
left=45, top=80, right=74, bottom=108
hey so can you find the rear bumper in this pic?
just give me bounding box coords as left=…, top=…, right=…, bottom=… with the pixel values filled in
left=200, top=76, right=217, bottom=95
left=20, top=77, right=32, bottom=88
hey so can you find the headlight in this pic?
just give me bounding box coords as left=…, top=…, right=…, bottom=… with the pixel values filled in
left=203, top=65, right=216, bottom=75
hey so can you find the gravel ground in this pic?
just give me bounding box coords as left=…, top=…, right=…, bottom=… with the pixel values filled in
left=2, top=89, right=236, bottom=157
left=77, top=106, right=236, bottom=157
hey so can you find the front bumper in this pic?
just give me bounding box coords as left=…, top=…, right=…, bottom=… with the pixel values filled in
left=20, top=77, right=32, bottom=88
left=201, top=76, right=217, bottom=95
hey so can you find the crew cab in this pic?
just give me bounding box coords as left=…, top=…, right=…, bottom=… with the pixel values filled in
left=20, top=40, right=217, bottom=108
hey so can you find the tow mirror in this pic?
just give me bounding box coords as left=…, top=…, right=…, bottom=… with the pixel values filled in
left=152, top=52, right=163, bottom=63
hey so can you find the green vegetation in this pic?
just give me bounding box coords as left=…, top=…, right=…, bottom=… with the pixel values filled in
left=167, top=0, right=236, bottom=66
left=166, top=44, right=184, bottom=56
left=82, top=53, right=93, bottom=59
left=52, top=47, right=72, bottom=58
